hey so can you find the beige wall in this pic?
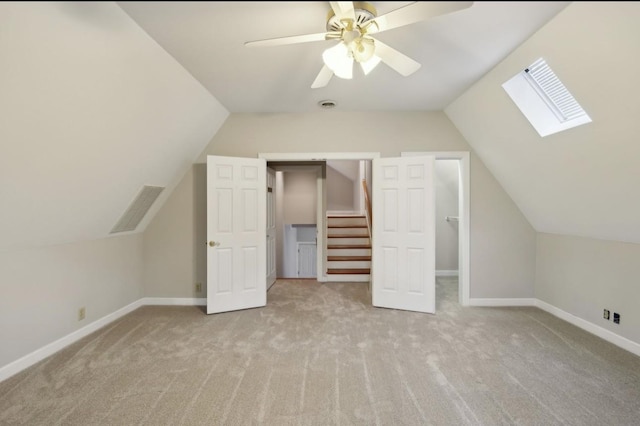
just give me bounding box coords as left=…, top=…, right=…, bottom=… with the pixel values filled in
left=283, top=172, right=317, bottom=224
left=536, top=233, right=640, bottom=345
left=143, top=164, right=207, bottom=298
left=327, top=165, right=355, bottom=211
left=445, top=2, right=640, bottom=244
left=144, top=111, right=536, bottom=299
left=0, top=234, right=144, bottom=369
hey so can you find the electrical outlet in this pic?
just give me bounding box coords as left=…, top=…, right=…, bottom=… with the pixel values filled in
left=613, top=312, right=620, bottom=324
left=195, top=282, right=202, bottom=293
left=603, top=309, right=610, bottom=320
left=78, top=307, right=86, bottom=321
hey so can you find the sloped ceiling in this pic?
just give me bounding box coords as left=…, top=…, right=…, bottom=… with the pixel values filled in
left=116, top=1, right=569, bottom=112
left=0, top=2, right=228, bottom=251
left=446, top=2, right=640, bottom=244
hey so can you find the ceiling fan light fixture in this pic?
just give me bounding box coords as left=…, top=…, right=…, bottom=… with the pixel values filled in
left=360, top=55, right=381, bottom=75
left=352, top=37, right=375, bottom=63
left=322, top=42, right=353, bottom=79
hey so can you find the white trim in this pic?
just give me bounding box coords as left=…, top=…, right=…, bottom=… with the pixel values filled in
left=142, top=297, right=206, bottom=306
left=259, top=152, right=380, bottom=161
left=436, top=270, right=459, bottom=277
left=401, top=152, right=470, bottom=307
left=535, top=299, right=640, bottom=357
left=469, top=298, right=536, bottom=307
left=0, top=299, right=143, bottom=383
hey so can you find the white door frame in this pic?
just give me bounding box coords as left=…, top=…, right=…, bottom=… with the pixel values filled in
left=401, top=151, right=470, bottom=306
left=258, top=151, right=469, bottom=307
left=259, top=153, right=380, bottom=283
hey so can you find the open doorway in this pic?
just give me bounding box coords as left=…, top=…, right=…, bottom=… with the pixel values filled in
left=206, top=152, right=469, bottom=315
left=269, top=159, right=372, bottom=282
left=435, top=159, right=460, bottom=308
left=259, top=151, right=470, bottom=311
left=261, top=153, right=380, bottom=286
left=401, top=151, right=470, bottom=306
left=268, top=163, right=322, bottom=282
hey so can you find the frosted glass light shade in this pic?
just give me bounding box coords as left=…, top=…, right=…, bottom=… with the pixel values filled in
left=360, top=55, right=382, bottom=75
left=322, top=42, right=353, bottom=79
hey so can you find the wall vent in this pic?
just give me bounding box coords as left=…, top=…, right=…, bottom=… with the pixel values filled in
left=110, top=185, right=164, bottom=234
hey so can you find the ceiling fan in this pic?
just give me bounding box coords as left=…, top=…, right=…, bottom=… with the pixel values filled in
left=245, top=1, right=473, bottom=89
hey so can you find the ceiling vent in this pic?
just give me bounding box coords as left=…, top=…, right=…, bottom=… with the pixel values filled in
left=110, top=185, right=164, bottom=234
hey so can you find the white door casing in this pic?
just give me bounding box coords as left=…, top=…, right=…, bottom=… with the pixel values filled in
left=207, top=155, right=267, bottom=314
left=267, top=167, right=277, bottom=289
left=372, top=156, right=436, bottom=313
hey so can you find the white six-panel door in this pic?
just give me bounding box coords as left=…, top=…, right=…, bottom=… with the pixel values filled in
left=207, top=156, right=267, bottom=314
left=372, top=156, right=436, bottom=313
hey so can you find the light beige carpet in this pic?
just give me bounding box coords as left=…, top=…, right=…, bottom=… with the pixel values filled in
left=1, top=278, right=639, bottom=425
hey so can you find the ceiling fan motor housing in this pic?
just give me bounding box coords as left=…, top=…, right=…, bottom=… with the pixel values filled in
left=326, top=2, right=377, bottom=32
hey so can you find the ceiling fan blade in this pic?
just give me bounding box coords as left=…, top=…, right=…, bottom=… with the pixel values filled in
left=373, top=39, right=421, bottom=77
left=329, top=2, right=356, bottom=22
left=245, top=32, right=332, bottom=48
left=366, top=1, right=473, bottom=34
left=311, top=65, right=334, bottom=89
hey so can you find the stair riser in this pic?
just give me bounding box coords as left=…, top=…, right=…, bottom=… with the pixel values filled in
left=323, top=274, right=370, bottom=282
left=327, top=261, right=371, bottom=269
left=327, top=217, right=367, bottom=227
left=327, top=237, right=370, bottom=245
left=328, top=248, right=371, bottom=256
left=327, top=227, right=369, bottom=236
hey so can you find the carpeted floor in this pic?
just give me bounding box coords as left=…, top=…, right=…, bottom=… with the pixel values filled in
left=1, top=278, right=639, bottom=425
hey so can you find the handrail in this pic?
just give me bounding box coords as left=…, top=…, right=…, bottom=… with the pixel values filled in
left=362, top=180, right=372, bottom=238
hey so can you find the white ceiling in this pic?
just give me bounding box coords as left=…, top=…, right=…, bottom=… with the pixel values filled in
left=117, top=1, right=570, bottom=113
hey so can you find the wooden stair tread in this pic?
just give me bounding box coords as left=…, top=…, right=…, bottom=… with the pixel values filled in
left=327, top=215, right=366, bottom=218
left=328, top=225, right=368, bottom=228
left=328, top=234, right=369, bottom=238
left=328, top=244, right=371, bottom=249
left=327, top=255, right=371, bottom=261
left=327, top=268, right=371, bottom=274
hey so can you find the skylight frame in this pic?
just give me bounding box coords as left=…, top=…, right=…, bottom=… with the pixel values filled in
left=503, top=57, right=591, bottom=137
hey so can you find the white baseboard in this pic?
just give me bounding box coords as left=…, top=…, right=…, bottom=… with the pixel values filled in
left=3, top=296, right=638, bottom=384
left=436, top=270, right=459, bottom=277
left=0, top=299, right=143, bottom=383
left=0, top=297, right=206, bottom=383
left=535, top=299, right=640, bottom=357
left=469, top=298, right=536, bottom=307
left=142, top=297, right=206, bottom=306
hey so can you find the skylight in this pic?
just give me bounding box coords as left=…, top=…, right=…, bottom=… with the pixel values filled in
left=503, top=58, right=591, bottom=137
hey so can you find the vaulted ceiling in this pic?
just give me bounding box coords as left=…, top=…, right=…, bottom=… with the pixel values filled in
left=3, top=1, right=638, bottom=252
left=117, top=1, right=569, bottom=112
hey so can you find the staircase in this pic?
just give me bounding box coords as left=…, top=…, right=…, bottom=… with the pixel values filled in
left=326, top=214, right=371, bottom=281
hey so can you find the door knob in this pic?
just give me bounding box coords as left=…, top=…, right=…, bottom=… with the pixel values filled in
left=208, top=241, right=220, bottom=247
